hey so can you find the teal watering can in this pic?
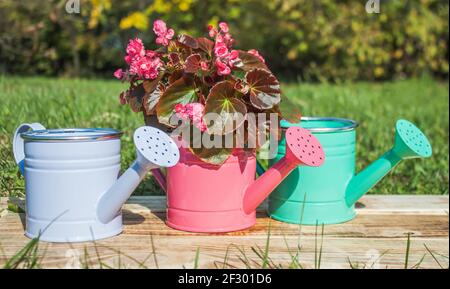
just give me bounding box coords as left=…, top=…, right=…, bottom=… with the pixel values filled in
left=258, top=117, right=432, bottom=225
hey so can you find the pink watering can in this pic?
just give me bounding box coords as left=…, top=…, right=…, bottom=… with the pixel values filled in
left=152, top=127, right=325, bottom=233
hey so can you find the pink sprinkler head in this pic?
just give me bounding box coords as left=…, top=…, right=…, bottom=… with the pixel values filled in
left=243, top=126, right=325, bottom=214
left=285, top=126, right=325, bottom=167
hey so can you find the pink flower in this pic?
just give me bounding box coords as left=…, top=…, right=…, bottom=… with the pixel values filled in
left=219, top=22, right=229, bottom=33
left=214, top=42, right=229, bottom=58
left=229, top=50, right=239, bottom=60
left=145, top=50, right=158, bottom=58
left=216, top=60, right=231, bottom=76
left=208, top=25, right=217, bottom=38
left=114, top=69, right=124, bottom=80
left=124, top=55, right=132, bottom=64
left=200, top=61, right=209, bottom=71
left=130, top=56, right=161, bottom=80
left=175, top=103, right=188, bottom=119
left=174, top=103, right=208, bottom=132
left=153, top=19, right=175, bottom=46
left=126, top=38, right=145, bottom=59
left=122, top=37, right=163, bottom=80
left=248, top=49, right=265, bottom=63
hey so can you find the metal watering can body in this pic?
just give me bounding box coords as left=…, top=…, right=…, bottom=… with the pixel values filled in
left=264, top=117, right=433, bottom=225
left=154, top=126, right=326, bottom=233
left=13, top=123, right=179, bottom=242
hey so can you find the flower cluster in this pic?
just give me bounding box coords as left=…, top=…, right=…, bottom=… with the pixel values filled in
left=115, top=38, right=162, bottom=80
left=208, top=22, right=241, bottom=76
left=115, top=20, right=292, bottom=164
left=175, top=103, right=207, bottom=132
left=153, top=20, right=174, bottom=46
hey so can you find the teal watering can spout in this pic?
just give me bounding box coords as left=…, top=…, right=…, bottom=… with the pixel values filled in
left=345, top=119, right=432, bottom=206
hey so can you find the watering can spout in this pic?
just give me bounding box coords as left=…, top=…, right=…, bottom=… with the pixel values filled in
left=243, top=127, right=325, bottom=214
left=345, top=150, right=402, bottom=206
left=96, top=126, right=180, bottom=224
left=345, top=119, right=432, bottom=206
left=97, top=156, right=155, bottom=224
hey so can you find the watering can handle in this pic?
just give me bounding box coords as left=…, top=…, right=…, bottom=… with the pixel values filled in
left=13, top=123, right=46, bottom=175
left=151, top=168, right=167, bottom=193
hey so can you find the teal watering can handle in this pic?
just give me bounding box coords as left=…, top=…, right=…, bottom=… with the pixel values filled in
left=345, top=150, right=402, bottom=206
left=256, top=160, right=266, bottom=176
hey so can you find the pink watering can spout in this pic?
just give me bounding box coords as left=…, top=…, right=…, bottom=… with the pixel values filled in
left=243, top=127, right=325, bottom=214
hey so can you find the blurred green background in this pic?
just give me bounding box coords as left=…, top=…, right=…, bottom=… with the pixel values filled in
left=0, top=0, right=448, bottom=197
left=0, top=0, right=448, bottom=81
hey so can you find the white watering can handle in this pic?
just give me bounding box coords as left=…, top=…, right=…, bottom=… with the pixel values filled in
left=13, top=123, right=46, bottom=175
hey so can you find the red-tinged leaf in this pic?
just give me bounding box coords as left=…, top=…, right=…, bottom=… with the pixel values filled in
left=156, top=77, right=198, bottom=127
left=168, top=41, right=191, bottom=60
left=182, top=126, right=233, bottom=165
left=128, top=83, right=146, bottom=112
left=189, top=146, right=233, bottom=166
left=204, top=81, right=247, bottom=135
left=143, top=83, right=165, bottom=115
left=238, top=51, right=269, bottom=72
left=177, top=34, right=199, bottom=49
left=279, top=95, right=302, bottom=123
left=143, top=75, right=162, bottom=93
left=168, top=69, right=184, bottom=84
left=197, top=37, right=214, bottom=55
left=246, top=69, right=281, bottom=109
left=185, top=54, right=202, bottom=74
left=168, top=53, right=181, bottom=66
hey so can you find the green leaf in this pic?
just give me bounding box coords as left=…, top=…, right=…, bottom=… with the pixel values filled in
left=232, top=69, right=246, bottom=80
left=238, top=51, right=269, bottom=72
left=156, top=77, right=198, bottom=127
left=246, top=69, right=281, bottom=109
left=204, top=81, right=247, bottom=135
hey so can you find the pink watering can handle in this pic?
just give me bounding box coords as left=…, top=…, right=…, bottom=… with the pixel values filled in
left=243, top=127, right=326, bottom=214
left=243, top=158, right=297, bottom=214
left=151, top=169, right=167, bottom=193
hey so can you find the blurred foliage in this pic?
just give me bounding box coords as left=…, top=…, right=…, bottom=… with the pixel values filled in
left=0, top=0, right=448, bottom=81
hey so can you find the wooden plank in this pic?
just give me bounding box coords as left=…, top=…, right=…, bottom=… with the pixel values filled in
left=0, top=195, right=448, bottom=269
left=0, top=216, right=447, bottom=269
left=124, top=195, right=450, bottom=214
left=3, top=195, right=449, bottom=214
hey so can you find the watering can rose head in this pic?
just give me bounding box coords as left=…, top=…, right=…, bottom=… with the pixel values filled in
left=114, top=20, right=301, bottom=165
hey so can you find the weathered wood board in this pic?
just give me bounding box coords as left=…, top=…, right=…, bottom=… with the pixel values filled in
left=0, top=195, right=448, bottom=269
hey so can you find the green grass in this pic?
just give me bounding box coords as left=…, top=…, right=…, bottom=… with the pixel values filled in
left=0, top=76, right=448, bottom=197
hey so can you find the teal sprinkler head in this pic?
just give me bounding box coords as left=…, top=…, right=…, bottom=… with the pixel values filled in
left=345, top=119, right=432, bottom=206
left=393, top=119, right=433, bottom=159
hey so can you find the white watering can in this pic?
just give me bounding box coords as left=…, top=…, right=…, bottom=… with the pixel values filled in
left=13, top=123, right=180, bottom=243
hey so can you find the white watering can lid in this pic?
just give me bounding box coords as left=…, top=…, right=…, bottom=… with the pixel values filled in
left=20, top=128, right=123, bottom=142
